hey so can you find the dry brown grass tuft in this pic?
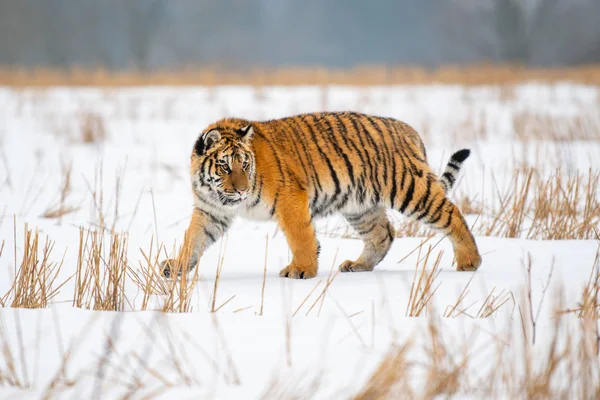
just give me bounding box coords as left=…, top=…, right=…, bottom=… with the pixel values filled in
left=474, top=168, right=600, bottom=240
left=526, top=169, right=600, bottom=240
left=513, top=111, right=600, bottom=142
left=353, top=291, right=600, bottom=398
left=406, top=246, right=443, bottom=317
left=444, top=278, right=515, bottom=319
left=78, top=112, right=107, bottom=144
left=131, top=236, right=202, bottom=313
left=475, top=288, right=515, bottom=319
left=559, top=249, right=600, bottom=319
left=0, top=313, right=31, bottom=388
left=1, top=223, right=70, bottom=308
left=353, top=342, right=414, bottom=400
left=41, top=163, right=79, bottom=222
left=457, top=194, right=482, bottom=216
left=422, top=312, right=469, bottom=399
left=72, top=228, right=130, bottom=311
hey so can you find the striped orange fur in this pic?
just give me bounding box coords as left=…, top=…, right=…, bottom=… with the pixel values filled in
left=161, top=112, right=481, bottom=279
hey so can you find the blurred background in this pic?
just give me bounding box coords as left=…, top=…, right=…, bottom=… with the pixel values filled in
left=1, top=0, right=600, bottom=74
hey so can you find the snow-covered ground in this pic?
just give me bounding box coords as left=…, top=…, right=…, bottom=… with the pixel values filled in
left=0, top=84, right=599, bottom=398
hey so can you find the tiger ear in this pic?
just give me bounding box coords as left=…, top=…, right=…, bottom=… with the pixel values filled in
left=237, top=125, right=254, bottom=142
left=194, top=129, right=221, bottom=155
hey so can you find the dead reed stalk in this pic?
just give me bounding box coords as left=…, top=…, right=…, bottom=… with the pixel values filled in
left=352, top=342, right=414, bottom=400
left=406, top=246, right=443, bottom=317
left=40, top=163, right=79, bottom=222
left=2, top=223, right=69, bottom=308
left=259, top=234, right=268, bottom=316
left=72, top=228, right=130, bottom=311
left=131, top=235, right=202, bottom=313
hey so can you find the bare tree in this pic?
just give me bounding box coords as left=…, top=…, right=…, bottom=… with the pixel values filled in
left=439, top=0, right=600, bottom=65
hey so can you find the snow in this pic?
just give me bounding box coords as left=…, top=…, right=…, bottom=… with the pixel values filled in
left=0, top=84, right=599, bottom=398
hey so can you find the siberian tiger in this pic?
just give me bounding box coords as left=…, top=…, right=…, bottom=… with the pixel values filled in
left=161, top=112, right=482, bottom=279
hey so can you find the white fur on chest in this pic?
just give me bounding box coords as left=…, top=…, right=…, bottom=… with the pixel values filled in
left=237, top=201, right=274, bottom=221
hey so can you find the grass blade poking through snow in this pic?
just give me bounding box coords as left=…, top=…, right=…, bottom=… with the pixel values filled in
left=3, top=222, right=70, bottom=308
left=72, top=228, right=131, bottom=311
left=406, top=245, right=443, bottom=317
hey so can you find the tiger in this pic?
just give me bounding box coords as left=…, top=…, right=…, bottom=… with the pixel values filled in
left=160, top=111, right=482, bottom=279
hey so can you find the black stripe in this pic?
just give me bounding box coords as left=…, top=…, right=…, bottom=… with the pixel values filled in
left=442, top=172, right=455, bottom=188
left=301, top=114, right=341, bottom=209
left=399, top=175, right=415, bottom=214
left=270, top=194, right=278, bottom=217
left=427, top=198, right=447, bottom=225
left=330, top=190, right=351, bottom=213
left=322, top=114, right=355, bottom=186
left=254, top=130, right=285, bottom=179
left=398, top=152, right=408, bottom=191
left=347, top=114, right=377, bottom=196
left=206, top=212, right=230, bottom=230
left=203, top=228, right=216, bottom=244
left=380, top=118, right=399, bottom=208
left=410, top=175, right=432, bottom=216
left=447, top=162, right=460, bottom=171
left=400, top=134, right=426, bottom=164
left=280, top=119, right=314, bottom=189
left=195, top=194, right=217, bottom=209
left=349, top=113, right=382, bottom=197
left=387, top=224, right=395, bottom=241
left=440, top=207, right=454, bottom=230
left=357, top=222, right=378, bottom=236
left=356, top=178, right=367, bottom=204
left=332, top=113, right=368, bottom=179
left=415, top=191, right=438, bottom=221
left=361, top=115, right=389, bottom=184
left=290, top=120, right=323, bottom=209
left=248, top=175, right=263, bottom=209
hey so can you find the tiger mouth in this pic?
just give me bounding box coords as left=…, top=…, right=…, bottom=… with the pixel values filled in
left=220, top=194, right=244, bottom=206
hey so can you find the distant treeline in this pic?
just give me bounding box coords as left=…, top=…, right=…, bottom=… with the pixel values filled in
left=0, top=0, right=599, bottom=70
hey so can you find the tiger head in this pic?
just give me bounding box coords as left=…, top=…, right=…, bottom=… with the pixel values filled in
left=191, top=123, right=256, bottom=208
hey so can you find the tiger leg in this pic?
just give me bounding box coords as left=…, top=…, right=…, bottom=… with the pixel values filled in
left=160, top=207, right=232, bottom=278
left=399, top=176, right=481, bottom=271
left=340, top=207, right=394, bottom=272
left=276, top=191, right=319, bottom=279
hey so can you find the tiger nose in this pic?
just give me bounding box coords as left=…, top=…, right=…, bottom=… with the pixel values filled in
left=233, top=181, right=248, bottom=194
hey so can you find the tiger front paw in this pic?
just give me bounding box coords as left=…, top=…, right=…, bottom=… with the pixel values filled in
left=160, top=259, right=196, bottom=279
left=456, top=252, right=482, bottom=272
left=279, top=263, right=317, bottom=279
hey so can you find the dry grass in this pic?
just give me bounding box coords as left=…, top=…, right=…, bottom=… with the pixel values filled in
left=3, top=65, right=600, bottom=87
left=483, top=168, right=600, bottom=240
left=513, top=111, right=600, bottom=142
left=444, top=278, right=515, bottom=319
left=78, top=112, right=107, bottom=144
left=0, top=312, right=31, bottom=388
left=1, top=223, right=69, bottom=308
left=559, top=249, right=600, bottom=319
left=406, top=245, right=443, bottom=317
left=353, top=298, right=600, bottom=399
left=353, top=342, right=414, bottom=400
left=131, top=236, right=202, bottom=313
left=40, top=163, right=79, bottom=222
left=475, top=288, right=515, bottom=319
left=305, top=250, right=340, bottom=317
left=72, top=228, right=130, bottom=311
